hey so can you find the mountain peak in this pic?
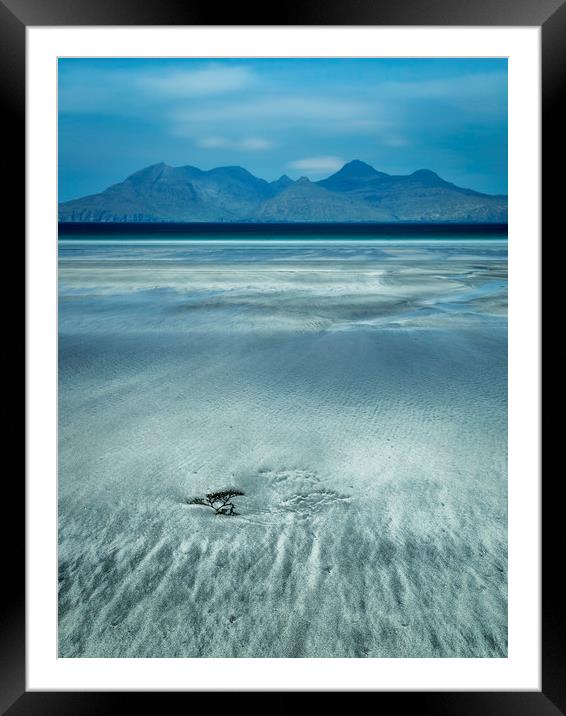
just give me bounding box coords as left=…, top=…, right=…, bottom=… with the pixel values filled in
left=319, top=160, right=389, bottom=185
left=124, top=162, right=173, bottom=186
left=270, top=174, right=295, bottom=195
left=317, top=160, right=388, bottom=192
left=412, top=169, right=439, bottom=178
left=410, top=169, right=445, bottom=186
left=339, top=159, right=380, bottom=176
left=296, top=176, right=311, bottom=185
left=270, top=174, right=293, bottom=186
left=209, top=165, right=255, bottom=178
left=127, top=161, right=167, bottom=176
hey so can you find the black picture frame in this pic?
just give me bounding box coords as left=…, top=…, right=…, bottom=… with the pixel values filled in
left=10, top=0, right=554, bottom=711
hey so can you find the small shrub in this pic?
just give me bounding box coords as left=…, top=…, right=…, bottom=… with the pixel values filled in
left=187, top=489, right=245, bottom=516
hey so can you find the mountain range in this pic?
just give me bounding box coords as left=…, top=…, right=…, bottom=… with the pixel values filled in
left=58, top=160, right=507, bottom=224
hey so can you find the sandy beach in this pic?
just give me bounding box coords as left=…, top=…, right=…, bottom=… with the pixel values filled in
left=58, top=239, right=507, bottom=658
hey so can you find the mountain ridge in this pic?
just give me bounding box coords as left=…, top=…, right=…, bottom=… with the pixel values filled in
left=59, top=160, right=508, bottom=224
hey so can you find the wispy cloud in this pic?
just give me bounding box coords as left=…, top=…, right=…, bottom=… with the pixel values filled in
left=137, top=66, right=255, bottom=97
left=382, top=137, right=410, bottom=148
left=58, top=65, right=257, bottom=114
left=288, top=156, right=345, bottom=175
left=376, top=72, right=507, bottom=104
left=175, top=96, right=370, bottom=124
left=197, top=137, right=274, bottom=151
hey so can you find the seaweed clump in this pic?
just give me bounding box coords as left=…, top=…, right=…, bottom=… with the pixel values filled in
left=187, top=489, right=245, bottom=516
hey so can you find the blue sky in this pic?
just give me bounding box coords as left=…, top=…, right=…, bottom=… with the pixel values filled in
left=58, top=58, right=507, bottom=202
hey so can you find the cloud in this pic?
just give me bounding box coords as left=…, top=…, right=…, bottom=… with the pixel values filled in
left=197, top=137, right=274, bottom=151
left=175, top=96, right=370, bottom=124
left=137, top=66, right=255, bottom=97
left=383, top=137, right=409, bottom=147
left=376, top=72, right=507, bottom=104
left=287, top=156, right=345, bottom=175
left=197, top=137, right=226, bottom=148
left=58, top=65, right=257, bottom=114
left=239, top=138, right=273, bottom=151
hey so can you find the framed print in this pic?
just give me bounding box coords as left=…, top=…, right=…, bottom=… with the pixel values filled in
left=11, top=0, right=555, bottom=711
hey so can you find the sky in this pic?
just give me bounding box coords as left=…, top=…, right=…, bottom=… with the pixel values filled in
left=58, top=58, right=507, bottom=202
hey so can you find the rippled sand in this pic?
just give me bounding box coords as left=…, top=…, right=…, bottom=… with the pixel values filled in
left=58, top=241, right=507, bottom=657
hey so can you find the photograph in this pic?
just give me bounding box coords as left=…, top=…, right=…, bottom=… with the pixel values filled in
left=57, top=57, right=509, bottom=659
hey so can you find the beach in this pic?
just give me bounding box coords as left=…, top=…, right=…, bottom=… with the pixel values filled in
left=58, top=239, right=507, bottom=658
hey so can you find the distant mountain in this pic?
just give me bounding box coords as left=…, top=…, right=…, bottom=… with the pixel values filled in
left=269, top=174, right=295, bottom=193
left=318, top=162, right=507, bottom=223
left=59, top=160, right=507, bottom=223
left=255, top=176, right=395, bottom=222
left=318, top=159, right=390, bottom=192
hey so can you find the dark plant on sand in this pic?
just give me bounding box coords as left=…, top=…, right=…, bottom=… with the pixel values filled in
left=187, top=489, right=245, bottom=516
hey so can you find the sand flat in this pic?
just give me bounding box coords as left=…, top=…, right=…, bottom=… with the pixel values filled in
left=58, top=240, right=507, bottom=657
